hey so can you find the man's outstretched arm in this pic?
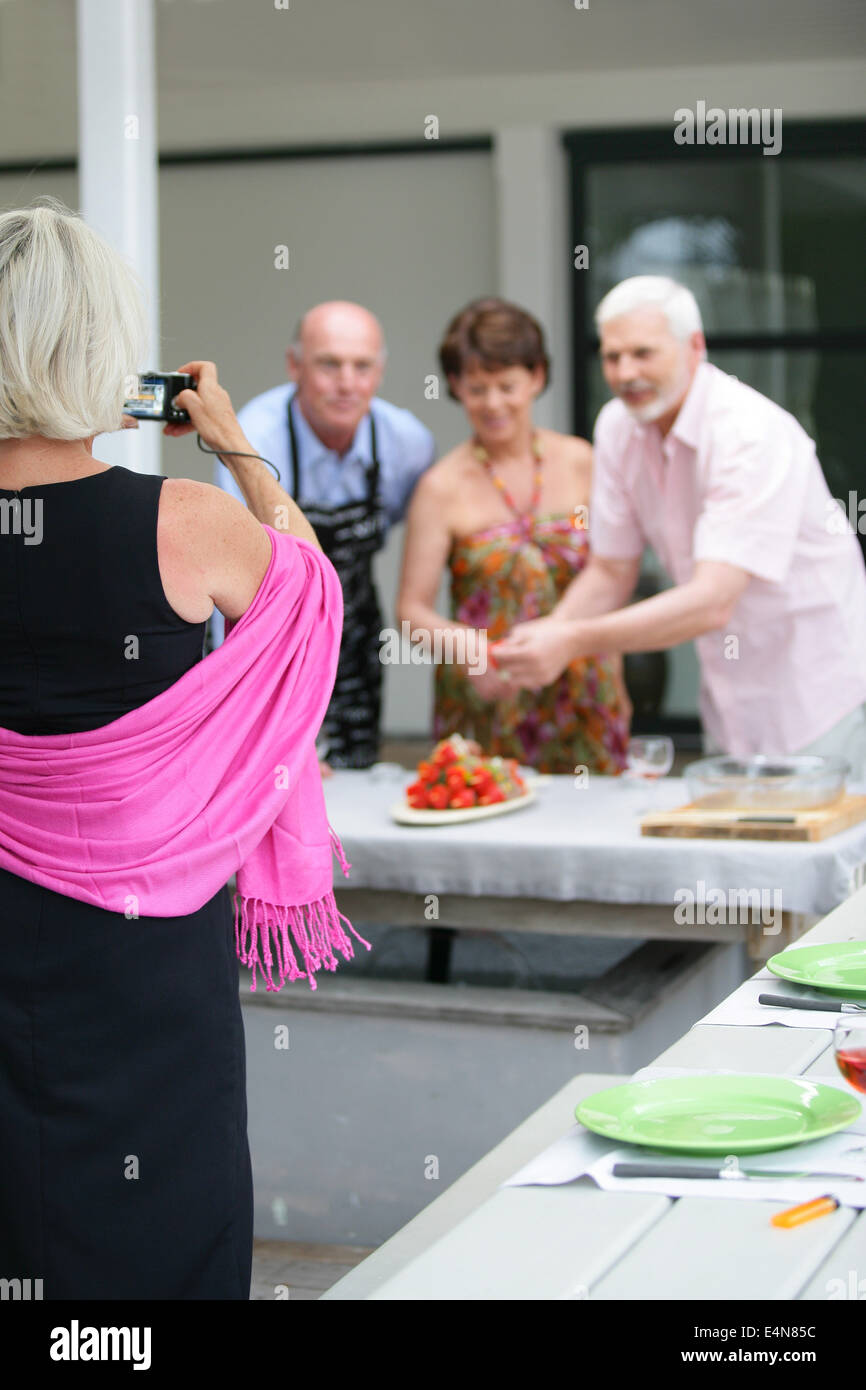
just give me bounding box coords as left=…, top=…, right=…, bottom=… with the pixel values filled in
left=553, top=551, right=642, bottom=621
left=493, top=559, right=750, bottom=689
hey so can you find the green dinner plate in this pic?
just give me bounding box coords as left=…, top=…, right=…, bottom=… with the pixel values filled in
left=575, top=1074, right=860, bottom=1154
left=767, top=941, right=866, bottom=997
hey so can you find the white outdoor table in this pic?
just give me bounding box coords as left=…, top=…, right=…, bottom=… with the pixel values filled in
left=323, top=770, right=866, bottom=968
left=321, top=882, right=866, bottom=1300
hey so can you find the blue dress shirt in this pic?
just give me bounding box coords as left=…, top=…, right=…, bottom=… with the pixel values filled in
left=209, top=382, right=435, bottom=647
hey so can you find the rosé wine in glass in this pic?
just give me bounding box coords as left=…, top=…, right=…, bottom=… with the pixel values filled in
left=834, top=1016, right=866, bottom=1094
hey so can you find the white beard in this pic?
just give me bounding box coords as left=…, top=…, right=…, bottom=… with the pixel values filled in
left=620, top=362, right=692, bottom=423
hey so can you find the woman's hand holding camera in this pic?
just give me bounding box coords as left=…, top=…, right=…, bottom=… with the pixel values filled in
left=163, top=360, right=250, bottom=463
left=160, top=360, right=321, bottom=549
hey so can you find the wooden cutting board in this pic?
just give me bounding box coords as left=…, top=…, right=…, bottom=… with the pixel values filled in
left=640, top=794, right=866, bottom=842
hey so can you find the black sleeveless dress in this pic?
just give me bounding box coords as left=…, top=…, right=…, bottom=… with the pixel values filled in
left=0, top=465, right=253, bottom=1300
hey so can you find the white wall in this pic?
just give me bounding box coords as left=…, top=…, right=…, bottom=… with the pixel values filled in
left=6, top=0, right=866, bottom=163
left=156, top=58, right=866, bottom=152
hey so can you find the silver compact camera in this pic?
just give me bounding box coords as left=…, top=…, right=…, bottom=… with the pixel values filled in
left=123, top=371, right=196, bottom=423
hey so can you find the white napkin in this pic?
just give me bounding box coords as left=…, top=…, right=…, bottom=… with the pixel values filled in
left=502, top=1068, right=866, bottom=1206
left=701, top=967, right=863, bottom=1029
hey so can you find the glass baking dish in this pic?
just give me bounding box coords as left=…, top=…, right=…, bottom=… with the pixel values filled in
left=683, top=754, right=849, bottom=811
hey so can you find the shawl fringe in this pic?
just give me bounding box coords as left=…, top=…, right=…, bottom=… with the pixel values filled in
left=233, top=824, right=369, bottom=991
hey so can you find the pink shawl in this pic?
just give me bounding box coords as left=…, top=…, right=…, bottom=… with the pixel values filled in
left=0, top=525, right=370, bottom=992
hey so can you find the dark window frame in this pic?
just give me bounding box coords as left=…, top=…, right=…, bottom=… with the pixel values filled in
left=563, top=118, right=866, bottom=438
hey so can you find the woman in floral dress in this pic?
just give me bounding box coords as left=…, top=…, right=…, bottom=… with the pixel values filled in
left=396, top=298, right=631, bottom=774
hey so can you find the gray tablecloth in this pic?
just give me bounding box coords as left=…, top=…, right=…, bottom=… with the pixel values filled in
left=322, top=769, right=866, bottom=916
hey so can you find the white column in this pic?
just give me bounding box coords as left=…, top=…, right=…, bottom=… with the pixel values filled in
left=492, top=127, right=571, bottom=434
left=76, top=0, right=160, bottom=475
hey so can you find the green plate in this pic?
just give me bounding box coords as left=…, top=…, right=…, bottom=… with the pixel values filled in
left=767, top=941, right=866, bottom=997
left=575, top=1074, right=860, bottom=1154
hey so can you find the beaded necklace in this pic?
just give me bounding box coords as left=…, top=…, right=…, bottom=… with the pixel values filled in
left=472, top=432, right=544, bottom=540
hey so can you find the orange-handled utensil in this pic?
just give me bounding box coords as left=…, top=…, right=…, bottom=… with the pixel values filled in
left=771, top=1194, right=840, bottom=1228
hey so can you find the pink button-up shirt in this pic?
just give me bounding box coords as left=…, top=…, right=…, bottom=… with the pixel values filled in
left=589, top=361, right=866, bottom=756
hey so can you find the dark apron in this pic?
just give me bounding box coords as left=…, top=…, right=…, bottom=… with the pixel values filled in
left=288, top=396, right=388, bottom=768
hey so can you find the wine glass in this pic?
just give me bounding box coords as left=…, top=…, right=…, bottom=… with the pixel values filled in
left=626, top=736, right=675, bottom=779
left=834, top=1015, right=866, bottom=1094
left=623, top=736, right=675, bottom=813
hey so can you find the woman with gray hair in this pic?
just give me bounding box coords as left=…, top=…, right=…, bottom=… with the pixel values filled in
left=0, top=198, right=337, bottom=1299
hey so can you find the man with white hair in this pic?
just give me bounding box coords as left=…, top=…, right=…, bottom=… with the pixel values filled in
left=493, top=276, right=866, bottom=774
left=212, top=301, right=435, bottom=768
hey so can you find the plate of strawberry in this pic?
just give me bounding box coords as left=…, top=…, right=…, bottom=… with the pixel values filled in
left=391, top=734, right=537, bottom=825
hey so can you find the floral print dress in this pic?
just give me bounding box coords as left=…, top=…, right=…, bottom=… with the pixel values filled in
left=433, top=514, right=630, bottom=774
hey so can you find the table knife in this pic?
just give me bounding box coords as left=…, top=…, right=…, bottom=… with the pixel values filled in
left=611, top=1160, right=865, bottom=1181
left=735, top=815, right=798, bottom=823
left=757, top=992, right=865, bottom=1013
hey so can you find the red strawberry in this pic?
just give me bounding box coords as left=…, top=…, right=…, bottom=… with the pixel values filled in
left=479, top=787, right=506, bottom=805
left=450, top=788, right=477, bottom=809
left=434, top=741, right=458, bottom=767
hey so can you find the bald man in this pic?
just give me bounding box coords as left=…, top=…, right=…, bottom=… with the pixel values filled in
left=211, top=302, right=436, bottom=768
